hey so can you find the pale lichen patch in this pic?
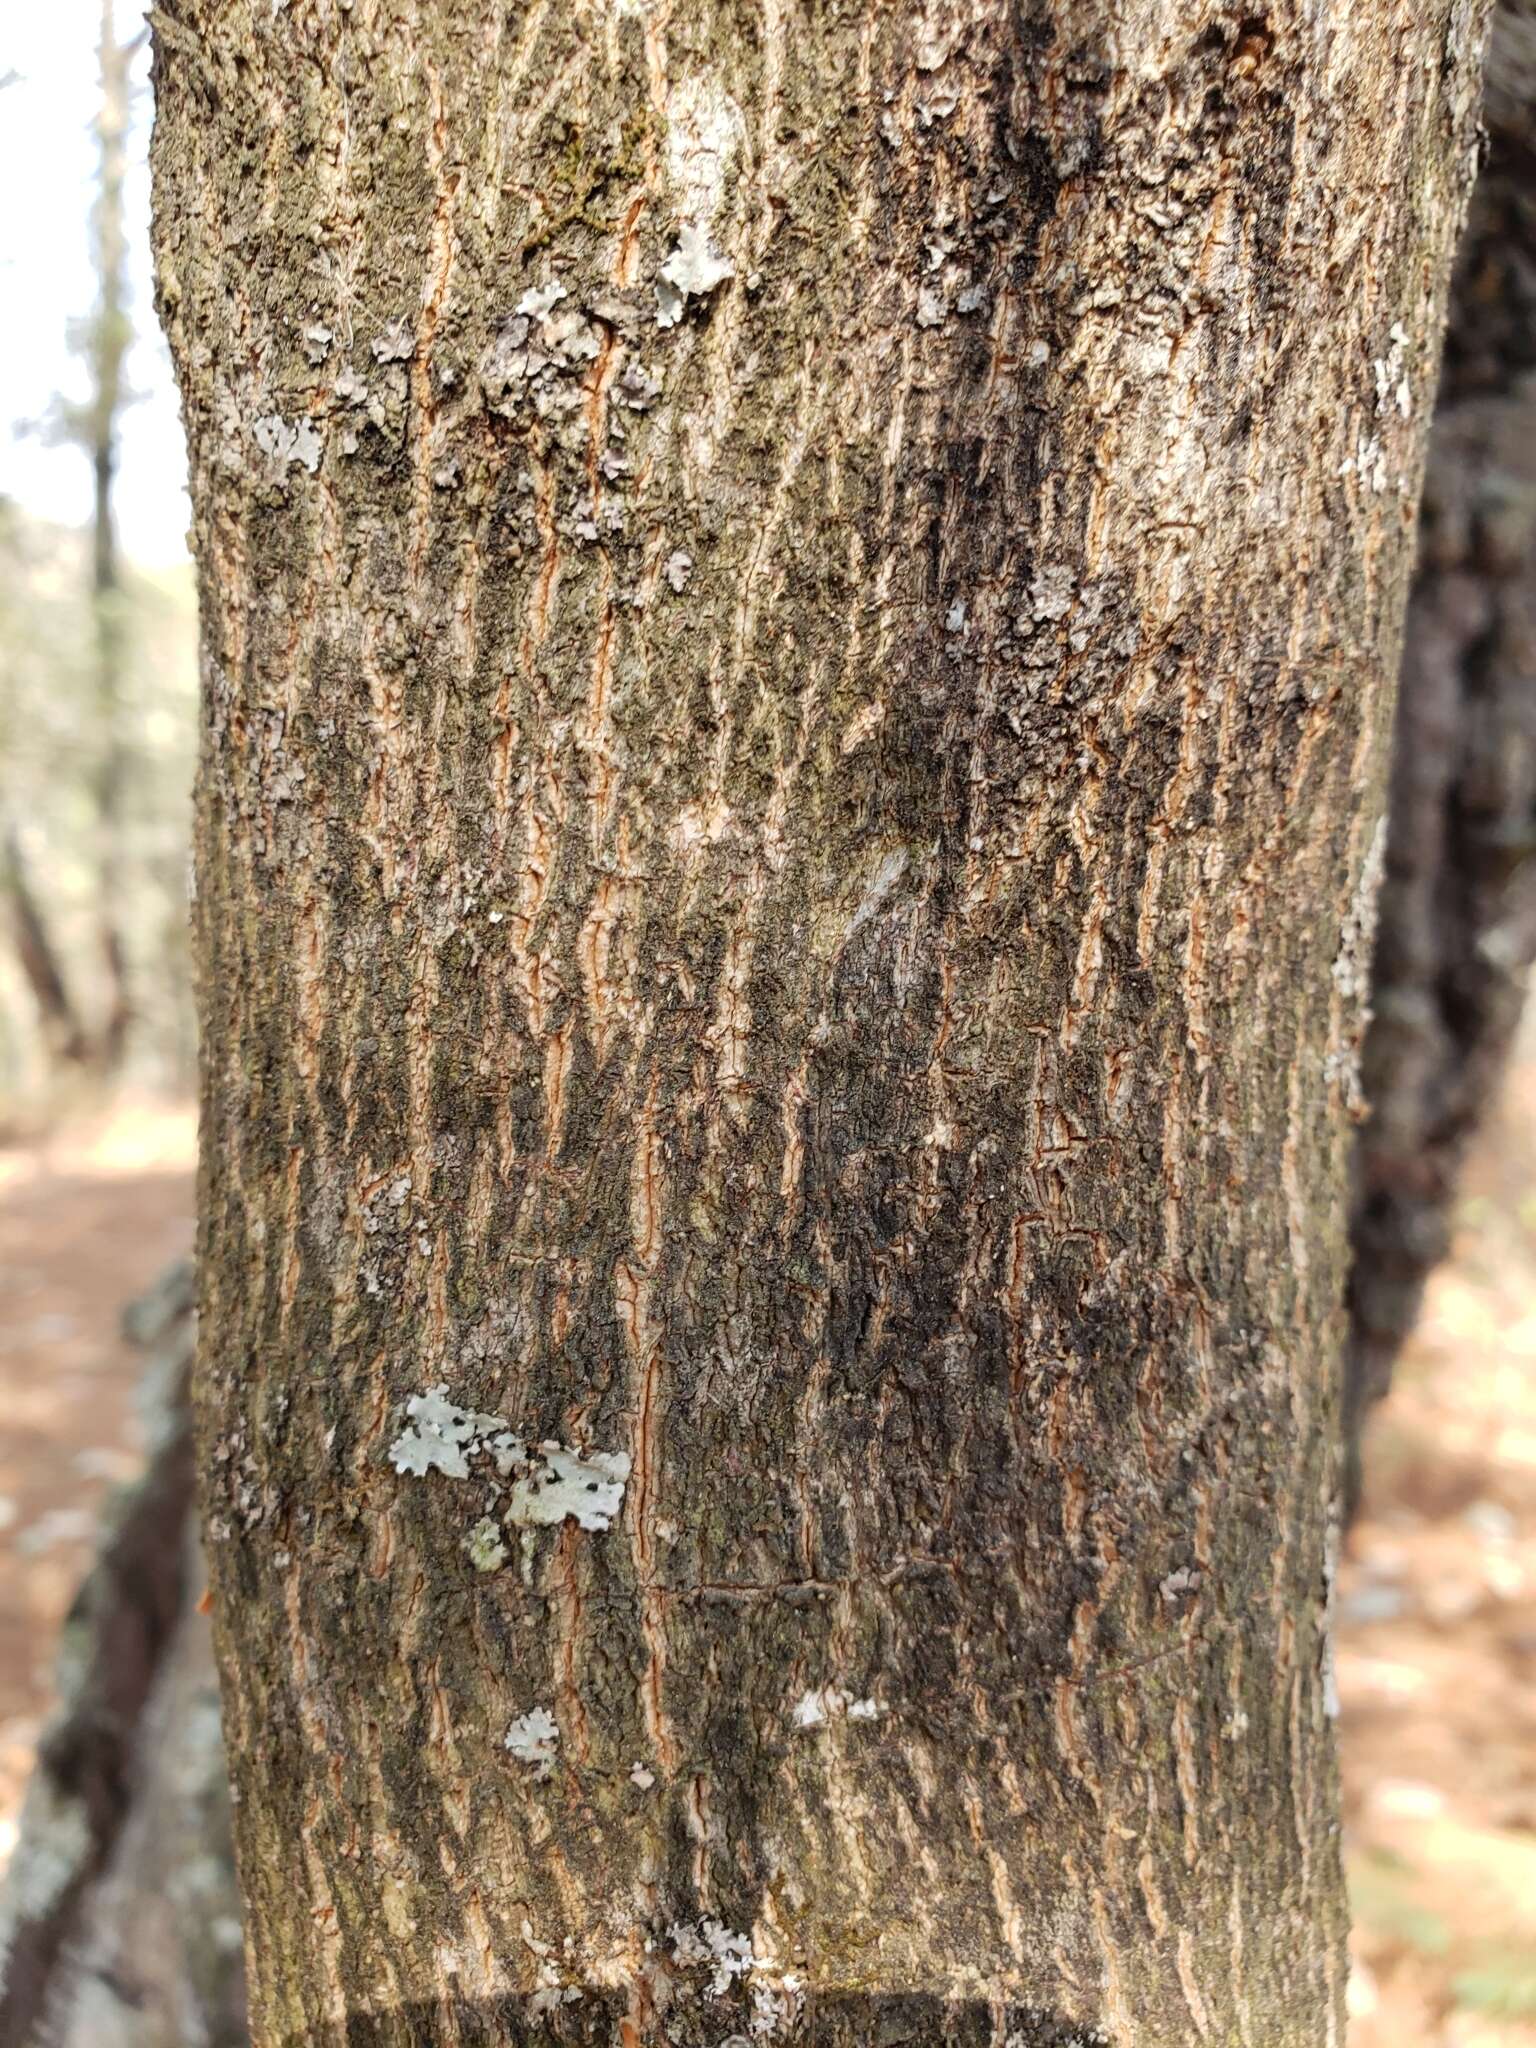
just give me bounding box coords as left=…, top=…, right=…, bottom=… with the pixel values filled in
left=388, top=1387, right=477, bottom=1478
left=751, top=1975, right=806, bottom=2037
left=656, top=226, right=734, bottom=328
left=669, top=1917, right=758, bottom=1995
left=390, top=1390, right=630, bottom=1532
left=847, top=848, right=909, bottom=940
left=252, top=411, right=322, bottom=475
left=789, top=1686, right=884, bottom=1727
left=388, top=1386, right=513, bottom=1480
left=664, top=548, right=693, bottom=592
left=667, top=1918, right=804, bottom=2035
left=1373, top=319, right=1413, bottom=418
left=516, top=279, right=568, bottom=320
left=617, top=360, right=662, bottom=410
left=504, top=1707, right=560, bottom=1776
left=1338, top=434, right=1390, bottom=493
left=465, top=1516, right=508, bottom=1572
left=371, top=315, right=415, bottom=361
left=481, top=282, right=601, bottom=418
left=1332, top=817, right=1389, bottom=1004
left=663, top=72, right=745, bottom=227
left=506, top=1444, right=631, bottom=1532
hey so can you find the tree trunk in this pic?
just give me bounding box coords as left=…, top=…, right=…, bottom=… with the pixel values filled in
left=149, top=3, right=1486, bottom=2043
left=1344, top=0, right=1536, bottom=1492
left=1, top=826, right=90, bottom=1072
left=87, top=0, right=136, bottom=1075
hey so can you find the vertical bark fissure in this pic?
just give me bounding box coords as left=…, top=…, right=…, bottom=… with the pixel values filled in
left=150, top=2, right=1485, bottom=2043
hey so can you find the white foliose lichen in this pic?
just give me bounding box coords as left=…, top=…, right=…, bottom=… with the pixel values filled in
left=1337, top=433, right=1390, bottom=494
left=916, top=284, right=948, bottom=328
left=252, top=412, right=322, bottom=475
left=750, top=1976, right=806, bottom=2037
left=517, top=280, right=568, bottom=320
left=789, top=1687, right=884, bottom=1729
left=528, top=1964, right=584, bottom=2015
left=617, top=360, right=663, bottom=411
left=664, top=73, right=744, bottom=225
left=1372, top=319, right=1413, bottom=419
left=388, top=1385, right=508, bottom=1480
left=656, top=225, right=734, bottom=328
left=389, top=1387, right=631, bottom=1533
left=480, top=276, right=602, bottom=420
left=652, top=71, right=742, bottom=330
left=504, top=1706, right=560, bottom=1775
left=371, top=315, right=415, bottom=362
left=507, top=1445, right=632, bottom=1533
left=670, top=1918, right=758, bottom=1996
left=465, top=1516, right=509, bottom=1572
left=666, top=1916, right=803, bottom=2034
left=1028, top=562, right=1077, bottom=622
left=1331, top=816, right=1389, bottom=1005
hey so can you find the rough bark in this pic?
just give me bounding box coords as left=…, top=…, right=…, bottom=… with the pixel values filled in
left=1344, top=0, right=1536, bottom=1484
left=150, top=3, right=1485, bottom=2043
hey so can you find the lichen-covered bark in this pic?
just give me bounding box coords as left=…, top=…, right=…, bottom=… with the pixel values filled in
left=149, top=2, right=1485, bottom=2043
left=1345, top=0, right=1536, bottom=1487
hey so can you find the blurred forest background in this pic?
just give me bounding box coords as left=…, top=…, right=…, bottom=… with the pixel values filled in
left=0, top=512, right=197, bottom=1114
left=0, top=0, right=197, bottom=1124
left=0, top=2, right=1534, bottom=2044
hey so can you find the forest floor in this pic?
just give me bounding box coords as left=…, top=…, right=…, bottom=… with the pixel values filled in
left=0, top=1080, right=1534, bottom=2040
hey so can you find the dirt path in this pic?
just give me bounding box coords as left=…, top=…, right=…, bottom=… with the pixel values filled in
left=0, top=1103, right=195, bottom=1866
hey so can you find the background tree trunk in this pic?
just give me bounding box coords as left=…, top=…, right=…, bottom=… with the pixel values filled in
left=86, top=0, right=136, bottom=1076
left=0, top=1265, right=245, bottom=2048
left=0, top=826, right=90, bottom=1075
left=150, top=2, right=1485, bottom=2043
left=1344, top=0, right=1536, bottom=1493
